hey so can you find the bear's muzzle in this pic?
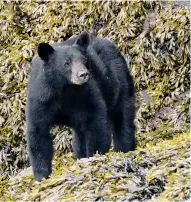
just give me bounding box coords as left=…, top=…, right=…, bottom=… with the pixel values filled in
left=71, top=61, right=90, bottom=85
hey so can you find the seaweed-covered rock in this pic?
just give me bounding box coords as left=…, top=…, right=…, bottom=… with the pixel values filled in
left=0, top=131, right=190, bottom=201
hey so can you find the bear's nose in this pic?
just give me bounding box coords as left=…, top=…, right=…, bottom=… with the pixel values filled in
left=79, top=72, right=90, bottom=80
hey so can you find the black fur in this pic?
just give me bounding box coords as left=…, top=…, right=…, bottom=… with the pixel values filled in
left=26, top=32, right=136, bottom=181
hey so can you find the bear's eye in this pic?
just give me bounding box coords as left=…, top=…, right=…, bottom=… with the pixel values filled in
left=82, top=58, right=87, bottom=64
left=64, top=60, right=71, bottom=67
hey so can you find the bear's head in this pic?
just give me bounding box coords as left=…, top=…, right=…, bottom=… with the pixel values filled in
left=37, top=32, right=90, bottom=86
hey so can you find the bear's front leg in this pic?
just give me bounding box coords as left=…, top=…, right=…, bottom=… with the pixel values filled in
left=26, top=102, right=53, bottom=181
left=27, top=124, right=53, bottom=181
left=72, top=129, right=86, bottom=159
left=84, top=113, right=111, bottom=158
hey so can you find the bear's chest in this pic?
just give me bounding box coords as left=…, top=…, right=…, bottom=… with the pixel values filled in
left=61, top=87, right=89, bottom=110
left=53, top=86, right=94, bottom=126
left=55, top=100, right=92, bottom=128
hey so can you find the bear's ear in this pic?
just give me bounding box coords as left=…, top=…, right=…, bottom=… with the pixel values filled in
left=75, top=31, right=90, bottom=49
left=38, top=43, right=54, bottom=61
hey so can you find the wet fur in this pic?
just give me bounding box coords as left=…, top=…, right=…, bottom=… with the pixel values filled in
left=26, top=33, right=136, bottom=181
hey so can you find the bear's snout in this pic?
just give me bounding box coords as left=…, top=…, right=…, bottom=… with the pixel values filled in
left=78, top=71, right=89, bottom=81
left=71, top=61, right=90, bottom=85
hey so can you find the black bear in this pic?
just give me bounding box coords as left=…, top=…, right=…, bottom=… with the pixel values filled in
left=26, top=32, right=136, bottom=181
